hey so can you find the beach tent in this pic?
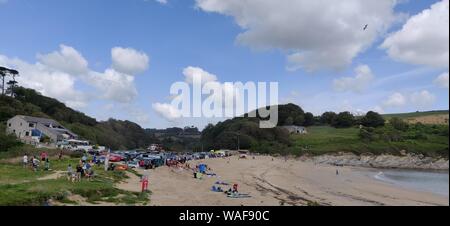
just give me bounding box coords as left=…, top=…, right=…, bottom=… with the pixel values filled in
left=198, top=164, right=207, bottom=173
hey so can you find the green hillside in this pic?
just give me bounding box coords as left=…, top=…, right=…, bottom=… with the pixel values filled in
left=202, top=106, right=449, bottom=158
left=291, top=126, right=449, bottom=158
left=383, top=110, right=449, bottom=119
left=0, top=87, right=157, bottom=152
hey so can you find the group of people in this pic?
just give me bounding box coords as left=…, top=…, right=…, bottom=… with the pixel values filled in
left=23, top=152, right=54, bottom=172
left=66, top=154, right=95, bottom=182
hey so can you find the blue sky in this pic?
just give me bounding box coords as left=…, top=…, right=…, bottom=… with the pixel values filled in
left=0, top=0, right=448, bottom=129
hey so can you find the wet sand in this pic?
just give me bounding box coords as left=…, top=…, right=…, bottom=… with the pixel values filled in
left=139, top=156, right=448, bottom=206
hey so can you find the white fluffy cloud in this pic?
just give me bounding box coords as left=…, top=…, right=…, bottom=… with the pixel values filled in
left=381, top=0, right=449, bottom=68
left=383, top=92, right=407, bottom=108
left=88, top=69, right=138, bottom=103
left=37, top=44, right=89, bottom=75
left=154, top=66, right=244, bottom=121
left=1, top=45, right=149, bottom=108
left=410, top=90, right=436, bottom=108
left=434, top=72, right=449, bottom=89
left=183, top=66, right=218, bottom=85
left=196, top=0, right=399, bottom=71
left=382, top=90, right=436, bottom=109
left=182, top=66, right=241, bottom=108
left=112, top=47, right=149, bottom=75
left=0, top=55, right=89, bottom=109
left=155, top=0, right=167, bottom=4
left=152, top=103, right=182, bottom=121
left=333, top=65, right=374, bottom=93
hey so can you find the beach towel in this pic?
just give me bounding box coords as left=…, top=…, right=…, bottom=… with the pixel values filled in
left=227, top=193, right=252, bottom=199
left=215, top=181, right=229, bottom=186
left=211, top=186, right=224, bottom=192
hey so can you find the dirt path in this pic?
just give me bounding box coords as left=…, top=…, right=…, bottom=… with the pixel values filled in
left=37, top=171, right=65, bottom=181
left=115, top=171, right=143, bottom=193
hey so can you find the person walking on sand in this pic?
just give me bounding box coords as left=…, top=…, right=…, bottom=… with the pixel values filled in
left=23, top=154, right=28, bottom=168
left=336, top=169, right=339, bottom=176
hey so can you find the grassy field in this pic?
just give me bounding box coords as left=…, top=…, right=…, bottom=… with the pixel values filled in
left=291, top=126, right=449, bottom=157
left=0, top=156, right=149, bottom=206
left=383, top=110, right=449, bottom=119
left=383, top=110, right=449, bottom=125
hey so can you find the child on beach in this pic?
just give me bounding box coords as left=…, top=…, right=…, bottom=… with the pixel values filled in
left=23, top=154, right=28, bottom=168
left=32, top=157, right=40, bottom=172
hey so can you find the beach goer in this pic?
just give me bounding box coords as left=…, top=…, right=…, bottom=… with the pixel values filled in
left=67, top=164, right=74, bottom=182
left=23, top=154, right=28, bottom=168
left=40, top=152, right=46, bottom=161
left=233, top=184, right=239, bottom=194
left=81, top=154, right=87, bottom=163
left=76, top=165, right=83, bottom=181
left=336, top=169, right=339, bottom=175
left=32, top=157, right=40, bottom=172
left=86, top=168, right=94, bottom=181
left=44, top=158, right=50, bottom=171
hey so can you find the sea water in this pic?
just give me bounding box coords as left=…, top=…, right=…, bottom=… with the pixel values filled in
left=371, top=169, right=449, bottom=197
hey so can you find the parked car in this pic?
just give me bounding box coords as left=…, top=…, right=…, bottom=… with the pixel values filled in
left=109, top=154, right=123, bottom=162
left=127, top=161, right=140, bottom=169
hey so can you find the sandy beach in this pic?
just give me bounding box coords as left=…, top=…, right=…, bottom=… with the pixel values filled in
left=135, top=156, right=449, bottom=206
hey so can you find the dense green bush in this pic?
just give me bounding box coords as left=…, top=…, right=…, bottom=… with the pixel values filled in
left=361, top=111, right=385, bottom=128
left=304, top=112, right=315, bottom=126
left=389, top=117, right=409, bottom=131
left=332, top=112, right=355, bottom=128
left=320, top=112, right=337, bottom=125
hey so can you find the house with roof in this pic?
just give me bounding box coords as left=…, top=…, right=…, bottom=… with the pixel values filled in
left=5, top=115, right=79, bottom=144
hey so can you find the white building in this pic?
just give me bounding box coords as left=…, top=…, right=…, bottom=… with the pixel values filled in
left=6, top=115, right=78, bottom=144
left=279, top=125, right=308, bottom=134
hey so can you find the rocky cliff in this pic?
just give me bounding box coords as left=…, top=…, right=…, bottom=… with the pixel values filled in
left=303, top=152, right=449, bottom=170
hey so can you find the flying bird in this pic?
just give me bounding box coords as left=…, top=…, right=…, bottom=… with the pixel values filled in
left=363, top=24, right=368, bottom=30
